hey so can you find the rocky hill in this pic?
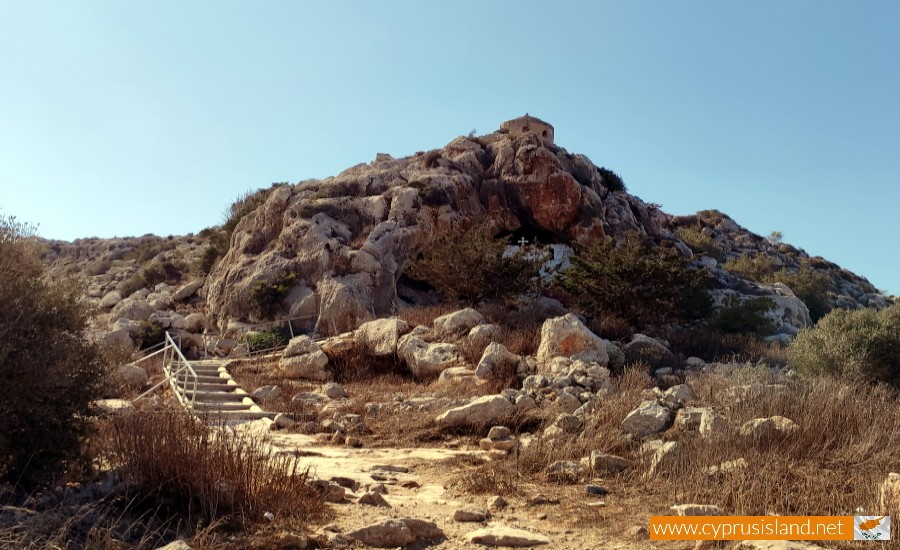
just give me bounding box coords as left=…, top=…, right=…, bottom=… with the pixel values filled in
left=41, top=115, right=890, bottom=347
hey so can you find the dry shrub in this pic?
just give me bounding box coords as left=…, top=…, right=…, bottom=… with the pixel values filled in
left=665, top=326, right=788, bottom=365
left=325, top=338, right=408, bottom=383
left=397, top=304, right=455, bottom=329
left=495, top=325, right=541, bottom=357
left=446, top=456, right=525, bottom=497
left=654, top=369, right=900, bottom=516
left=107, top=410, right=323, bottom=529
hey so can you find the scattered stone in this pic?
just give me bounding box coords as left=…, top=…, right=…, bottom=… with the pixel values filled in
left=646, top=441, right=680, bottom=476
left=331, top=477, right=360, bottom=492
left=345, top=435, right=362, bottom=447
left=699, top=410, right=729, bottom=437
left=621, top=400, right=671, bottom=438
left=372, top=464, right=409, bottom=473
left=624, top=334, right=674, bottom=365
left=454, top=507, right=491, bottom=522
left=252, top=385, right=282, bottom=401
left=370, top=483, right=389, bottom=494
left=587, top=451, right=634, bottom=474
left=739, top=418, right=776, bottom=439
left=552, top=413, right=583, bottom=434
left=92, top=399, right=135, bottom=416
left=466, top=526, right=550, bottom=547
left=309, top=480, right=345, bottom=503
left=435, top=394, right=514, bottom=428
left=272, top=413, right=296, bottom=430
left=674, top=406, right=708, bottom=431
left=547, top=460, right=586, bottom=482
left=358, top=491, right=391, bottom=507
left=670, top=504, right=722, bottom=516
left=661, top=384, right=696, bottom=408
left=323, top=382, right=347, bottom=399
left=586, top=484, right=608, bottom=496
left=292, top=392, right=328, bottom=406
left=487, top=495, right=508, bottom=509
left=526, top=494, right=560, bottom=506
left=705, top=458, right=749, bottom=476
left=281, top=337, right=330, bottom=381
left=346, top=518, right=443, bottom=548
left=488, top=426, right=511, bottom=440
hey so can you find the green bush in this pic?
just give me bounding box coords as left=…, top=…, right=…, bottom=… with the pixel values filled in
left=135, top=320, right=166, bottom=350
left=251, top=273, right=297, bottom=320
left=0, top=215, right=105, bottom=487
left=555, top=234, right=712, bottom=329
left=706, top=294, right=777, bottom=338
left=246, top=328, right=292, bottom=352
left=723, top=254, right=777, bottom=282
left=789, top=305, right=900, bottom=385
left=774, top=266, right=832, bottom=322
left=676, top=225, right=725, bottom=261
left=406, top=220, right=542, bottom=305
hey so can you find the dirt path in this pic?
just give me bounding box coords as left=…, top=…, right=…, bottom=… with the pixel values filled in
left=238, top=420, right=691, bottom=549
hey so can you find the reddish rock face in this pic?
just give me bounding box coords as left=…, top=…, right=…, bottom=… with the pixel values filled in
left=516, top=172, right=582, bottom=234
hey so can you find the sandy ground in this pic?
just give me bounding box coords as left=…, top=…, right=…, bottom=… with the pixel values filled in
left=238, top=420, right=695, bottom=549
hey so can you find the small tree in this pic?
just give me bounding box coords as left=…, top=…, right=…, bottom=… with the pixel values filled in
left=406, top=220, right=542, bottom=305
left=555, top=234, right=712, bottom=329
left=706, top=294, right=777, bottom=338
left=789, top=305, right=900, bottom=385
left=0, top=216, right=105, bottom=487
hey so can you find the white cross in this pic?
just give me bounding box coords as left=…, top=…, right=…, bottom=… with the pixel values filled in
left=517, top=237, right=528, bottom=247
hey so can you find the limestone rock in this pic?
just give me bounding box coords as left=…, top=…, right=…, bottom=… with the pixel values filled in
left=347, top=518, right=443, bottom=548
left=99, top=290, right=123, bottom=309
left=280, top=336, right=330, bottom=380
left=454, top=507, right=490, bottom=522
left=252, top=385, right=282, bottom=401
left=588, top=451, right=633, bottom=474
left=435, top=395, right=514, bottom=428
left=433, top=307, right=485, bottom=337
left=880, top=472, right=900, bottom=514
left=621, top=400, right=671, bottom=438
left=624, top=334, right=674, bottom=365
left=399, top=334, right=465, bottom=379
left=476, top=342, right=521, bottom=379
left=155, top=540, right=194, bottom=550
left=357, top=317, right=409, bottom=356
left=358, top=491, right=391, bottom=507
left=173, top=278, right=204, bottom=302
left=117, top=364, right=148, bottom=389
left=536, top=314, right=608, bottom=369
left=465, top=526, right=550, bottom=547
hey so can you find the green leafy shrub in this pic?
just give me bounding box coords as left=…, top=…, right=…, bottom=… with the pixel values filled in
left=0, top=215, right=105, bottom=486
left=789, top=305, right=900, bottom=385
left=723, top=254, right=777, bottom=282
left=555, top=234, right=712, bottom=329
left=251, top=273, right=297, bottom=320
left=135, top=320, right=166, bottom=350
left=246, top=328, right=292, bottom=352
left=676, top=225, right=725, bottom=261
left=774, top=266, right=832, bottom=322
left=706, top=294, right=777, bottom=338
left=117, top=259, right=183, bottom=297
left=405, top=220, right=542, bottom=305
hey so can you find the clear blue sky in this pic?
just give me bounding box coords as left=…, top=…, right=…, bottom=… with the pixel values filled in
left=1, top=2, right=898, bottom=294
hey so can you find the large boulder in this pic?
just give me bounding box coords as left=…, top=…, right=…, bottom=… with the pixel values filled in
left=398, top=333, right=465, bottom=379
left=536, top=314, right=608, bottom=370
left=117, top=364, right=148, bottom=389
left=109, top=298, right=154, bottom=325
left=436, top=395, right=514, bottom=428
left=475, top=342, right=521, bottom=379
left=433, top=308, right=485, bottom=337
left=280, top=336, right=330, bottom=380
left=357, top=317, right=409, bottom=356
left=623, top=334, right=674, bottom=366
left=173, top=278, right=204, bottom=302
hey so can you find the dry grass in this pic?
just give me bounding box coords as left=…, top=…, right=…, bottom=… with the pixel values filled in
left=105, top=409, right=325, bottom=530
left=397, top=304, right=455, bottom=328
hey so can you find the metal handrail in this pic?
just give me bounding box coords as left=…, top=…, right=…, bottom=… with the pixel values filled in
left=133, top=331, right=199, bottom=410
left=163, top=331, right=198, bottom=410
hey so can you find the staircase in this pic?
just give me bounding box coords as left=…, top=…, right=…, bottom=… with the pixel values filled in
left=170, top=359, right=275, bottom=421
left=136, top=332, right=276, bottom=422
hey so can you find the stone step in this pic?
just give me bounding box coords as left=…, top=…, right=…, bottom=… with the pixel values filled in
left=193, top=401, right=256, bottom=411
left=175, top=374, right=231, bottom=383
left=175, top=382, right=238, bottom=392
left=179, top=390, right=248, bottom=402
